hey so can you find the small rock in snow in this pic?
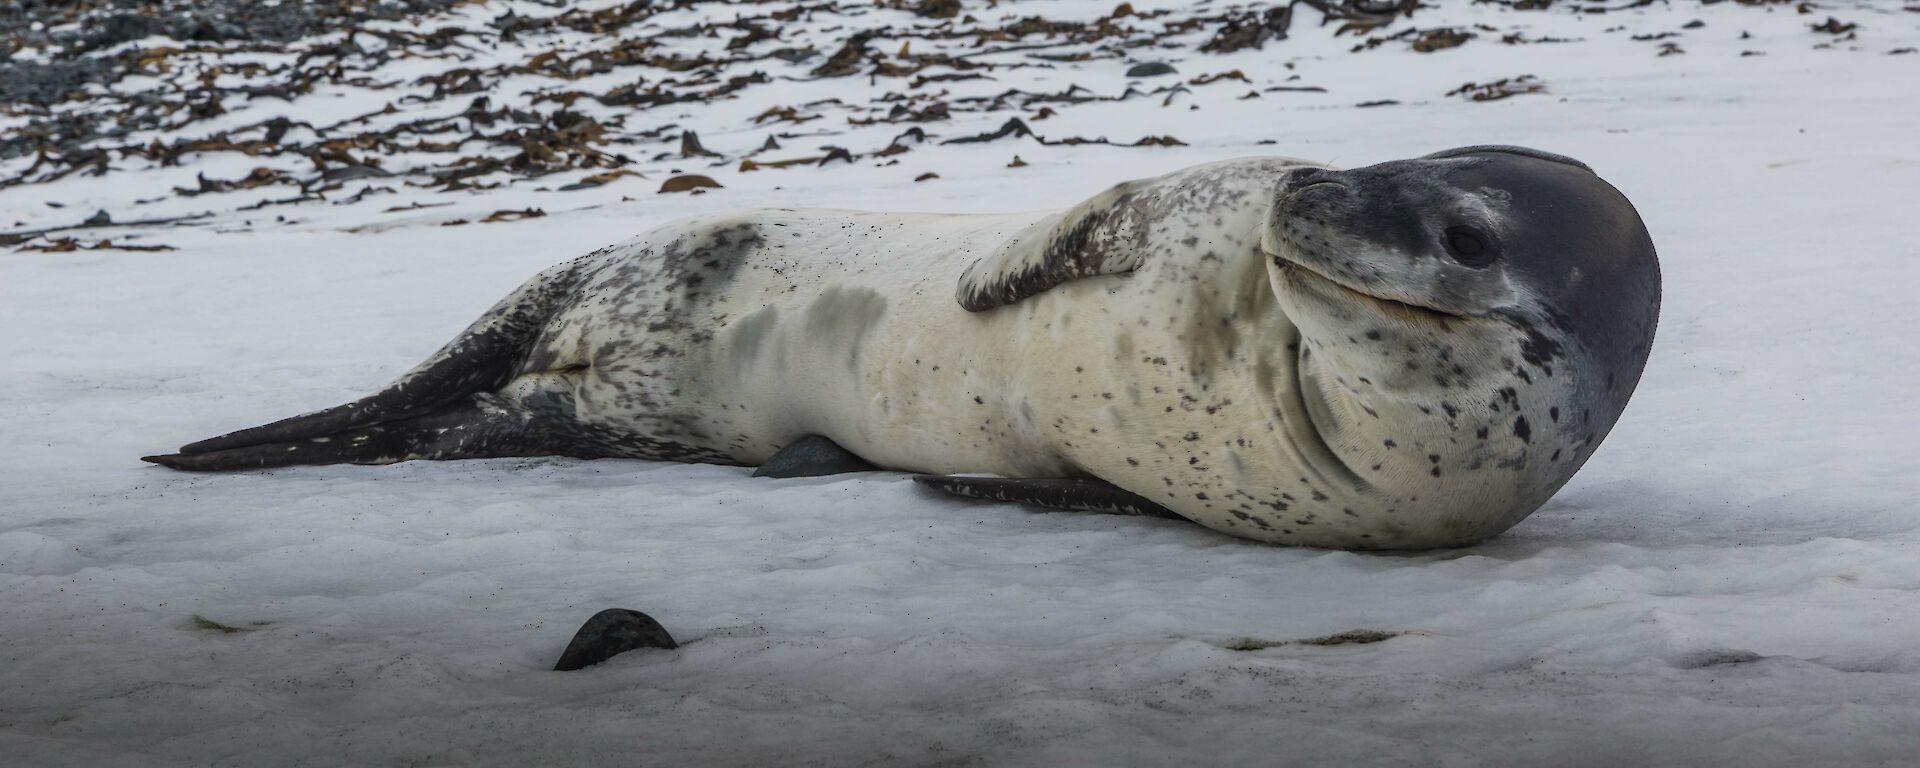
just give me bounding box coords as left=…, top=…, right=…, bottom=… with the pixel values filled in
left=1126, top=62, right=1178, bottom=78
left=553, top=609, right=678, bottom=671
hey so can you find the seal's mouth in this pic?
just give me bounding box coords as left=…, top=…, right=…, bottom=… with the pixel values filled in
left=1270, top=253, right=1466, bottom=323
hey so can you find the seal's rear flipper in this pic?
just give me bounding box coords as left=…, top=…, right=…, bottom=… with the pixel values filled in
left=752, top=435, right=878, bottom=478
left=912, top=475, right=1183, bottom=519
left=152, top=259, right=589, bottom=467
left=143, top=395, right=549, bottom=472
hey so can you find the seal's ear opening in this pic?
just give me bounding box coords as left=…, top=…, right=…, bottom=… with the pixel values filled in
left=1423, top=145, right=1592, bottom=173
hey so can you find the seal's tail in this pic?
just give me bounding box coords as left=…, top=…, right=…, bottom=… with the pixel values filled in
left=143, top=259, right=587, bottom=471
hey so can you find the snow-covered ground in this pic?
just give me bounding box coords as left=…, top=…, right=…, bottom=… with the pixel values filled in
left=4, top=1, right=1919, bottom=764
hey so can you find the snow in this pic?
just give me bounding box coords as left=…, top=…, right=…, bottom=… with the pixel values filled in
left=4, top=1, right=1919, bottom=764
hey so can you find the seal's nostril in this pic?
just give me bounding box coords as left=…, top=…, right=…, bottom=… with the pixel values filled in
left=1284, top=167, right=1326, bottom=185
left=1283, top=167, right=1343, bottom=193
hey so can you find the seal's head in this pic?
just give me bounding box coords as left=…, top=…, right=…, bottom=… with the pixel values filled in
left=1260, top=146, right=1661, bottom=546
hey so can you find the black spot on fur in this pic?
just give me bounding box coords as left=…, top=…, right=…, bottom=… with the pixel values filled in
left=1504, top=313, right=1564, bottom=370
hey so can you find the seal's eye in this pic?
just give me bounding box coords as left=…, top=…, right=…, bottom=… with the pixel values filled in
left=1443, top=225, right=1499, bottom=267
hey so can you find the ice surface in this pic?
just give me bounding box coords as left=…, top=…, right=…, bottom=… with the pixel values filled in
left=3, top=1, right=1918, bottom=765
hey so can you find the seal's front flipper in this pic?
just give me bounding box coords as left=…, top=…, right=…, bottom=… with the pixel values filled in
left=752, top=435, right=877, bottom=478
left=912, top=475, right=1183, bottom=519
left=953, top=177, right=1152, bottom=311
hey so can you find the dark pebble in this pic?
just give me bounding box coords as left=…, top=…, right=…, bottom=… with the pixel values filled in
left=553, top=608, right=678, bottom=671
left=1126, top=62, right=1179, bottom=78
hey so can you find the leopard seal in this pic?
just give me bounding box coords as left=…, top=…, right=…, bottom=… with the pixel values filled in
left=144, top=146, right=1660, bottom=550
